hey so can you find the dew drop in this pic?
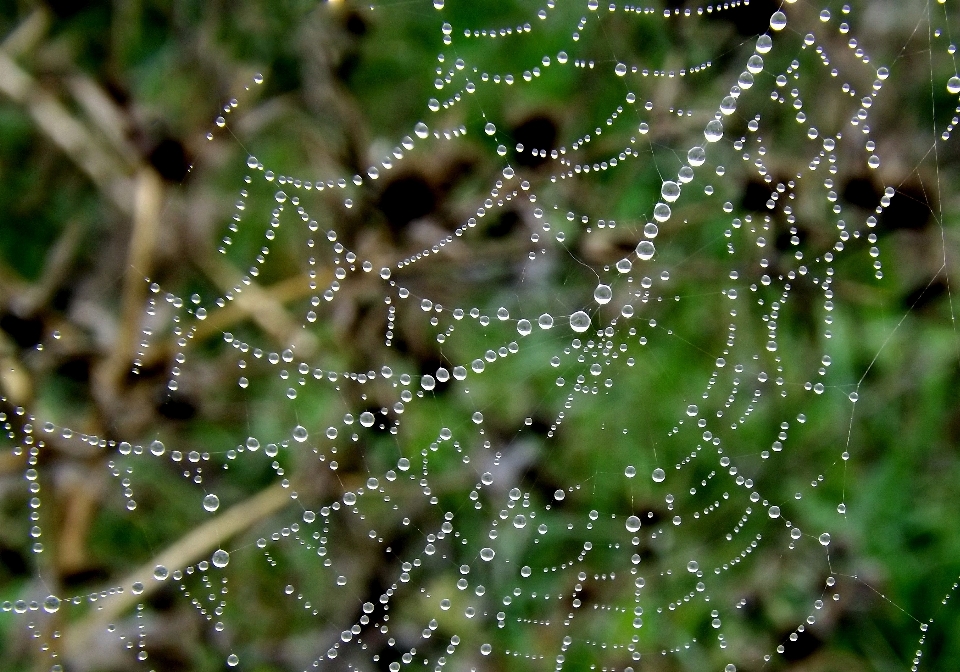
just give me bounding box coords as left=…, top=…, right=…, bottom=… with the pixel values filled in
left=415, top=122, right=429, bottom=139
left=652, top=467, right=666, bottom=483
left=293, top=425, right=308, bottom=442
left=624, top=465, right=636, bottom=478
left=212, top=549, right=230, bottom=568
left=484, top=122, right=497, bottom=136
left=687, top=146, right=706, bottom=167
left=768, top=505, right=780, bottom=518
left=636, top=241, right=656, bottom=261
left=661, top=181, right=681, bottom=202
left=569, top=311, right=591, bottom=332
left=704, top=119, right=724, bottom=142
left=153, top=565, right=169, bottom=581
left=43, top=595, right=60, bottom=613
left=203, top=494, right=220, bottom=512
left=615, top=62, right=627, bottom=76
left=517, top=319, right=533, bottom=335
left=770, top=11, right=787, bottom=30
left=227, top=654, right=240, bottom=667
left=687, top=560, right=699, bottom=573
left=625, top=516, right=641, bottom=532
left=949, top=76, right=960, bottom=95
left=819, top=533, right=831, bottom=546
left=538, top=313, right=554, bottom=329
left=594, top=284, right=613, bottom=305
left=653, top=203, right=671, bottom=222
left=480, top=547, right=496, bottom=561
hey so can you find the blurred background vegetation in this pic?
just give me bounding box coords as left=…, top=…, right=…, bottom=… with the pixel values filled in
left=0, top=0, right=959, bottom=670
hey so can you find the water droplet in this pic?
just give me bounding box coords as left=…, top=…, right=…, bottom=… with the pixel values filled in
left=227, top=654, right=240, bottom=667
left=625, top=516, right=641, bottom=532
left=652, top=468, right=666, bottom=482
left=203, top=494, right=220, bottom=512
left=686, top=404, right=699, bottom=416
left=293, top=425, right=308, bottom=442
left=661, top=181, right=681, bottom=202
left=687, top=560, right=699, bottom=573
left=594, top=284, right=612, bottom=305
left=704, top=119, right=724, bottom=142
left=756, top=34, right=773, bottom=53
left=153, top=565, right=169, bottom=581
left=688, top=146, right=706, bottom=167
left=360, top=412, right=375, bottom=427
left=517, top=319, right=532, bottom=336
left=513, top=515, right=527, bottom=528
left=132, top=581, right=144, bottom=594
left=43, top=595, right=60, bottom=613
left=615, top=62, right=627, bottom=76
left=150, top=440, right=165, bottom=457
left=433, top=0, right=444, bottom=8
left=398, top=457, right=410, bottom=471
left=770, top=11, right=787, bottom=31
left=819, top=533, right=831, bottom=546
left=569, top=311, right=591, bottom=332
left=644, top=222, right=659, bottom=238
left=415, top=122, right=429, bottom=138
left=480, top=547, right=495, bottom=561
left=768, top=505, right=780, bottom=518
left=617, top=258, right=633, bottom=273
left=949, top=76, right=960, bottom=94
left=653, top=203, right=672, bottom=222
left=625, top=466, right=636, bottom=478
left=344, top=492, right=357, bottom=506
left=484, top=122, right=497, bottom=136
left=554, top=489, right=565, bottom=501
left=480, top=643, right=492, bottom=656
left=636, top=241, right=656, bottom=261
left=538, top=314, right=554, bottom=329
left=212, top=549, right=230, bottom=568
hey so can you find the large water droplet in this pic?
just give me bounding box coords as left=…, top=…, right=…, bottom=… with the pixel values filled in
left=569, top=311, right=591, bottom=332
left=203, top=494, right=220, bottom=512
left=652, top=467, right=666, bottom=483
left=949, top=76, right=960, bottom=95
left=625, top=516, right=641, bottom=532
left=293, top=425, right=308, bottom=442
left=212, top=549, right=230, bottom=568
left=704, top=119, right=724, bottom=142
left=594, top=284, right=612, bottom=304
left=687, top=560, right=699, bottom=573
left=636, top=240, right=656, bottom=260
left=538, top=313, right=554, bottom=329
left=819, top=532, right=831, bottom=546
left=770, top=11, right=787, bottom=31
left=415, top=122, right=429, bottom=138
left=480, top=547, right=495, bottom=561
left=661, top=181, right=681, bottom=202
left=688, top=146, right=706, bottom=167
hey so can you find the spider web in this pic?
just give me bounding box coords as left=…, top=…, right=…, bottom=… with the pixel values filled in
left=2, top=0, right=960, bottom=670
